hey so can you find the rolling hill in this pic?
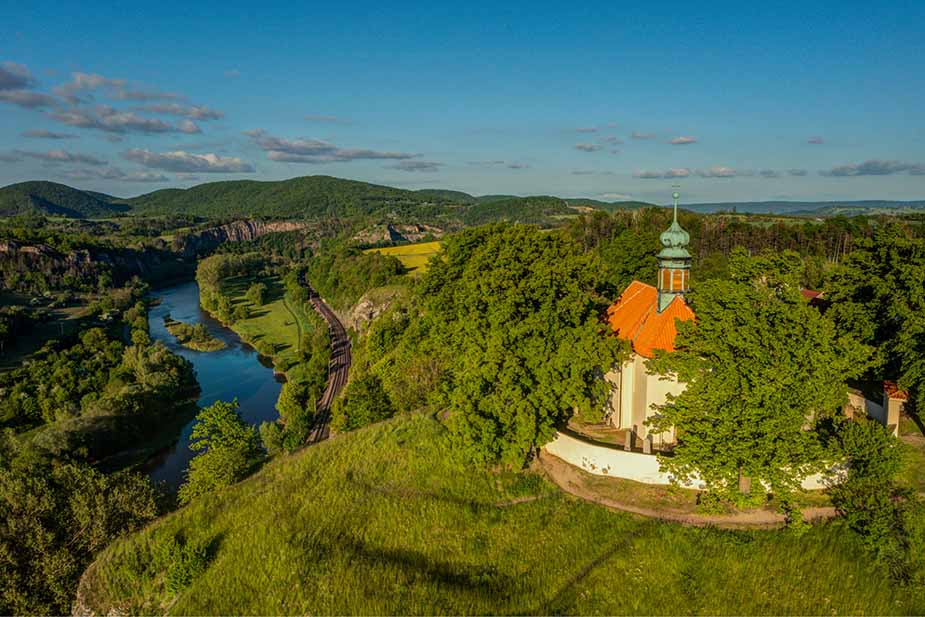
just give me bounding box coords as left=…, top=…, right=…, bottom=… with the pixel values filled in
left=0, top=181, right=129, bottom=218
left=126, top=176, right=457, bottom=219
left=3, top=176, right=922, bottom=222
left=76, top=413, right=919, bottom=615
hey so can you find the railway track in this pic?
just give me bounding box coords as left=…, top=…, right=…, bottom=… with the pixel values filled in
left=305, top=283, right=351, bottom=444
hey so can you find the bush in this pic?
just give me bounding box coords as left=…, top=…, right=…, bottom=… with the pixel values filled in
left=153, top=535, right=210, bottom=594
left=831, top=418, right=924, bottom=585
left=331, top=373, right=395, bottom=432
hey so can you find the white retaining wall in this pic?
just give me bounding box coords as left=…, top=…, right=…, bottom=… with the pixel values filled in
left=544, top=431, right=833, bottom=491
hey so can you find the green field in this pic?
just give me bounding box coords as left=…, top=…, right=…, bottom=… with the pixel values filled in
left=78, top=413, right=921, bottom=615
left=364, top=241, right=442, bottom=273
left=219, top=275, right=314, bottom=381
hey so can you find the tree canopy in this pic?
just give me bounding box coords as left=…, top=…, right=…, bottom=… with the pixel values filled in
left=179, top=400, right=263, bottom=505
left=825, top=225, right=925, bottom=403
left=419, top=224, right=624, bottom=467
left=648, top=249, right=870, bottom=504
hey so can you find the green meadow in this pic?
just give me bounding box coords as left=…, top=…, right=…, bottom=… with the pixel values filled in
left=217, top=274, right=317, bottom=382
left=79, top=413, right=921, bottom=615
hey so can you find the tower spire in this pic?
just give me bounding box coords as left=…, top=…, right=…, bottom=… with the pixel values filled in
left=656, top=186, right=691, bottom=312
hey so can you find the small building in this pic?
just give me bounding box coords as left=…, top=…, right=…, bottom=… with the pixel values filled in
left=603, top=191, right=693, bottom=447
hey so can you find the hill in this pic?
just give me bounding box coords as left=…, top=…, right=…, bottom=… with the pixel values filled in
left=0, top=181, right=129, bottom=218
left=77, top=413, right=919, bottom=615
left=413, top=188, right=477, bottom=203
left=461, top=195, right=575, bottom=226
left=565, top=198, right=657, bottom=212
left=127, top=176, right=464, bottom=219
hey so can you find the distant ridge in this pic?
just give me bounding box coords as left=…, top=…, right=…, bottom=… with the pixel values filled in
left=1, top=176, right=922, bottom=221
left=684, top=200, right=925, bottom=216
left=0, top=181, right=129, bottom=218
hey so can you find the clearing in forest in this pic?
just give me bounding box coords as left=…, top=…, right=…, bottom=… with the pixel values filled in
left=364, top=240, right=442, bottom=273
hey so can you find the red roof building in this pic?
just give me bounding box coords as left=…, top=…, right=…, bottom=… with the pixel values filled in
left=606, top=281, right=695, bottom=358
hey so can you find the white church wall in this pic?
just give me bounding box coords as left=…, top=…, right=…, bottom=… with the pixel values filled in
left=544, top=431, right=704, bottom=488
left=544, top=431, right=838, bottom=491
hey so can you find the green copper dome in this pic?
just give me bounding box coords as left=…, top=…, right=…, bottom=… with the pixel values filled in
left=657, top=191, right=690, bottom=260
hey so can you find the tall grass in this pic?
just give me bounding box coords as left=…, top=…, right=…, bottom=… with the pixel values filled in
left=80, top=414, right=921, bottom=615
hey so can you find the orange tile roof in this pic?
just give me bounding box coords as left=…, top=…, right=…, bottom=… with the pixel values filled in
left=606, top=280, right=695, bottom=358
left=883, top=380, right=909, bottom=401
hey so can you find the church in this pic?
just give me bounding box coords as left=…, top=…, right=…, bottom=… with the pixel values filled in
left=603, top=191, right=694, bottom=448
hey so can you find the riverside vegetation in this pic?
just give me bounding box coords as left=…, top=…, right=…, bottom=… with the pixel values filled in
left=162, top=316, right=226, bottom=352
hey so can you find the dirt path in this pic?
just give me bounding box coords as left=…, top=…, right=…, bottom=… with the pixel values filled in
left=538, top=451, right=837, bottom=529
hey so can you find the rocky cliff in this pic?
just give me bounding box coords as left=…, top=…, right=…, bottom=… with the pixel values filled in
left=0, top=220, right=307, bottom=291
left=174, top=220, right=307, bottom=257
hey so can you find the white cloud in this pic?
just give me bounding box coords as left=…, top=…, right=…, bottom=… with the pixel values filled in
left=820, top=159, right=925, bottom=177
left=246, top=129, right=414, bottom=163
left=63, top=166, right=169, bottom=182
left=386, top=160, right=442, bottom=172
left=696, top=165, right=738, bottom=178
left=634, top=168, right=691, bottom=179
left=0, top=62, right=34, bottom=90
left=16, top=149, right=106, bottom=166
left=669, top=136, right=698, bottom=145
left=0, top=90, right=57, bottom=109
left=51, top=105, right=200, bottom=134
left=631, top=131, right=655, bottom=140
left=123, top=148, right=255, bottom=173
left=600, top=192, right=632, bottom=200
left=807, top=136, right=824, bottom=144
left=22, top=129, right=77, bottom=139
left=138, top=103, right=223, bottom=120
left=575, top=143, right=602, bottom=152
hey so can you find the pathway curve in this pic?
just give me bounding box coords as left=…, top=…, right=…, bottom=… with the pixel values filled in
left=303, top=281, right=351, bottom=444
left=538, top=451, right=837, bottom=529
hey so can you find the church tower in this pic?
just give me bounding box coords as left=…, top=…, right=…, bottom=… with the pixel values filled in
left=656, top=190, right=691, bottom=312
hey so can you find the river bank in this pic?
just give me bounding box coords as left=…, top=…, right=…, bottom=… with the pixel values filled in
left=144, top=280, right=284, bottom=488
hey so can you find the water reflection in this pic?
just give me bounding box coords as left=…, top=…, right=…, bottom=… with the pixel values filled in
left=145, top=281, right=282, bottom=487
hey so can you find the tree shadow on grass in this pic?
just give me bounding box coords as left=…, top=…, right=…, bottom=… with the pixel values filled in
left=334, top=533, right=515, bottom=598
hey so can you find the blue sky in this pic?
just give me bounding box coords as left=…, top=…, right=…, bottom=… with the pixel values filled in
left=1, top=0, right=923, bottom=203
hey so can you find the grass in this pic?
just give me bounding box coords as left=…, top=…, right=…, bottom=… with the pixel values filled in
left=219, top=275, right=314, bottom=382
left=364, top=241, right=442, bottom=274
left=898, top=412, right=925, bottom=495
left=79, top=413, right=921, bottom=615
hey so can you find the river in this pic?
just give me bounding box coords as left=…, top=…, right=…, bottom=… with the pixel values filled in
left=145, top=280, right=283, bottom=487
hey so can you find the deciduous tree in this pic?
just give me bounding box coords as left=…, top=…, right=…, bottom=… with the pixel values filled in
left=648, top=249, right=870, bottom=505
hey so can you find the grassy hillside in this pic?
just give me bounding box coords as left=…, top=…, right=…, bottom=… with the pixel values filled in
left=79, top=413, right=920, bottom=615
left=0, top=181, right=128, bottom=218
left=127, top=176, right=465, bottom=219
